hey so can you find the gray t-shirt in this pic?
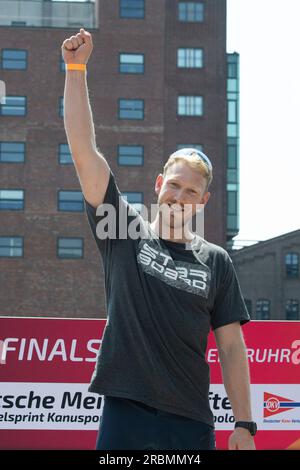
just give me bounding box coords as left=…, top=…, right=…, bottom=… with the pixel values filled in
left=84, top=170, right=250, bottom=427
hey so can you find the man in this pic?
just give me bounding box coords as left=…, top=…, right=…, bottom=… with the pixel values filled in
left=62, top=28, right=256, bottom=451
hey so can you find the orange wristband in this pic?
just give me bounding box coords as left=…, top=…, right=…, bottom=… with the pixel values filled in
left=66, top=63, right=86, bottom=71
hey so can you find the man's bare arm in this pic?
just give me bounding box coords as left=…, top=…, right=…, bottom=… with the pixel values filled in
left=214, top=322, right=256, bottom=450
left=62, top=28, right=110, bottom=208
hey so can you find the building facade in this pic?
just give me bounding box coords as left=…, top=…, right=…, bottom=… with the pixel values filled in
left=226, top=52, right=240, bottom=246
left=0, top=0, right=231, bottom=318
left=231, top=230, right=300, bottom=320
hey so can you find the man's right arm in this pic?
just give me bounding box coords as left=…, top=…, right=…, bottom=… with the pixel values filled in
left=62, top=28, right=110, bottom=209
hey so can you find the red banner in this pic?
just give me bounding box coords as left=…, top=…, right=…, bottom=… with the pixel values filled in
left=0, top=317, right=299, bottom=450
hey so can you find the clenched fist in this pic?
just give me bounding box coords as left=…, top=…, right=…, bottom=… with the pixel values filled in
left=61, top=28, right=93, bottom=65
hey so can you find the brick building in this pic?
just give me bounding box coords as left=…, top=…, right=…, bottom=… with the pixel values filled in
left=231, top=229, right=300, bottom=320
left=0, top=0, right=234, bottom=318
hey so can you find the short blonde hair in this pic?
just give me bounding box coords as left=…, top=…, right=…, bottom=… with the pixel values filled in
left=163, top=150, right=213, bottom=191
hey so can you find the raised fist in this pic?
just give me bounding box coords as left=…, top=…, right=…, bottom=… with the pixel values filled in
left=61, top=28, right=93, bottom=65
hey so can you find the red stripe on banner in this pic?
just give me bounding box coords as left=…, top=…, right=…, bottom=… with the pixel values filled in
left=0, top=429, right=97, bottom=450
left=216, top=430, right=300, bottom=450
left=1, top=319, right=300, bottom=384
left=207, top=321, right=300, bottom=384
left=0, top=318, right=104, bottom=382
left=1, top=430, right=300, bottom=450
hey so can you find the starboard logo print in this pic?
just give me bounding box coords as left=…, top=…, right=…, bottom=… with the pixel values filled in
left=136, top=239, right=211, bottom=298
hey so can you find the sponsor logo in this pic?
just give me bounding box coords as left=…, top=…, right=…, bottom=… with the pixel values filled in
left=264, top=392, right=300, bottom=417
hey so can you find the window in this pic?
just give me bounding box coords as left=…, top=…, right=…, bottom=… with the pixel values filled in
left=119, top=53, right=144, bottom=74
left=58, top=191, right=83, bottom=212
left=227, top=191, right=237, bottom=216
left=285, top=252, right=299, bottom=278
left=227, top=169, right=238, bottom=185
left=286, top=300, right=299, bottom=320
left=120, top=0, right=145, bottom=18
left=59, top=97, right=64, bottom=118
left=0, top=190, right=24, bottom=210
left=256, top=299, right=270, bottom=320
left=227, top=123, right=238, bottom=138
left=227, top=132, right=238, bottom=183
left=177, top=48, right=203, bottom=68
left=0, top=236, right=23, bottom=257
left=178, top=2, right=204, bottom=22
left=60, top=54, right=66, bottom=72
left=227, top=54, right=239, bottom=141
left=57, top=238, right=83, bottom=259
left=177, top=144, right=203, bottom=152
left=0, top=142, right=25, bottom=163
left=59, top=144, right=72, bottom=165
left=227, top=79, right=238, bottom=93
left=228, top=100, right=237, bottom=123
left=119, top=99, right=144, bottom=120
left=228, top=58, right=238, bottom=79
left=121, top=191, right=143, bottom=212
left=0, top=96, right=26, bottom=116
left=227, top=185, right=238, bottom=230
left=1, top=49, right=27, bottom=70
left=227, top=138, right=238, bottom=169
left=177, top=96, right=203, bottom=116
left=118, top=145, right=144, bottom=166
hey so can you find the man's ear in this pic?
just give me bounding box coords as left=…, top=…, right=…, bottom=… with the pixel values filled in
left=201, top=191, right=211, bottom=206
left=154, top=173, right=164, bottom=196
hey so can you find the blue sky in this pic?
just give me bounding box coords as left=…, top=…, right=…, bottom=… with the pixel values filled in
left=227, top=0, right=300, bottom=247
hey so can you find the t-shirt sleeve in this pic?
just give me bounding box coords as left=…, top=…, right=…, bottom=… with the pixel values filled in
left=211, top=252, right=251, bottom=330
left=83, top=169, right=139, bottom=257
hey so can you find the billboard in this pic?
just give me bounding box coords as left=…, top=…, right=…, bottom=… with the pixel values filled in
left=0, top=317, right=299, bottom=449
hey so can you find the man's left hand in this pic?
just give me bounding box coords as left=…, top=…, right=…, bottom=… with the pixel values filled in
left=228, top=428, right=256, bottom=450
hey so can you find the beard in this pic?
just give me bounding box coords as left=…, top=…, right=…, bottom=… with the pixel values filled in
left=157, top=202, right=194, bottom=240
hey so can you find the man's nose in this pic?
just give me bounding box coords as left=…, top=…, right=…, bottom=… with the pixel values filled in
left=172, top=189, right=186, bottom=205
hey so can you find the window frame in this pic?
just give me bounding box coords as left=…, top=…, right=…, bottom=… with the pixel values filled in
left=0, top=189, right=25, bottom=210
left=285, top=252, right=299, bottom=279
left=57, top=237, right=84, bottom=259
left=119, top=0, right=145, bottom=19
left=121, top=190, right=144, bottom=212
left=0, top=235, right=24, bottom=258
left=177, top=48, right=204, bottom=69
left=178, top=2, right=204, bottom=23
left=119, top=52, right=145, bottom=74
left=227, top=190, right=238, bottom=216
left=255, top=299, right=271, bottom=320
left=117, top=145, right=144, bottom=166
left=0, top=95, right=27, bottom=116
left=1, top=48, right=28, bottom=70
left=286, top=299, right=299, bottom=320
left=58, top=143, right=73, bottom=165
left=0, top=141, right=26, bottom=163
left=177, top=95, right=204, bottom=117
left=57, top=190, right=84, bottom=212
left=118, top=98, right=144, bottom=120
